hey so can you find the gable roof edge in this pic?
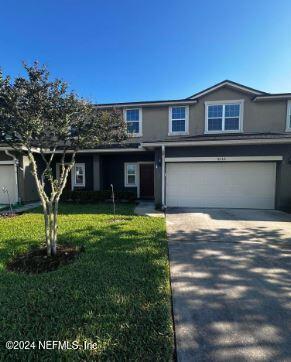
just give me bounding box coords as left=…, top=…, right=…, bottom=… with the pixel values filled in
left=187, top=80, right=267, bottom=99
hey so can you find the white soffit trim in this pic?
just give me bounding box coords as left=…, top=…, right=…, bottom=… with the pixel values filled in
left=165, top=156, right=283, bottom=163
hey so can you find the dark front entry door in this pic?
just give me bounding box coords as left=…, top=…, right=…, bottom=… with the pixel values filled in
left=139, top=163, right=154, bottom=199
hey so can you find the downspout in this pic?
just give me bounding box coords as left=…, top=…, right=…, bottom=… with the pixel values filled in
left=161, top=145, right=165, bottom=208
left=4, top=150, right=20, bottom=204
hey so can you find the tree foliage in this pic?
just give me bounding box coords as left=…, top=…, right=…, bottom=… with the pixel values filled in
left=0, top=62, right=127, bottom=256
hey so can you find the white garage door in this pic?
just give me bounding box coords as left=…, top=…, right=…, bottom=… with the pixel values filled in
left=0, top=165, right=18, bottom=204
left=166, top=162, right=276, bottom=209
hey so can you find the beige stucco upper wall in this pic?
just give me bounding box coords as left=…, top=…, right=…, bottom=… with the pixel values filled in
left=125, top=86, right=288, bottom=142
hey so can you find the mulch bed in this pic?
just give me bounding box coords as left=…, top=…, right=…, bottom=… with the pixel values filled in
left=6, top=245, right=83, bottom=274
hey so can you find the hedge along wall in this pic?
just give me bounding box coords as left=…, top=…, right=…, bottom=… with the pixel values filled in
left=60, top=190, right=136, bottom=203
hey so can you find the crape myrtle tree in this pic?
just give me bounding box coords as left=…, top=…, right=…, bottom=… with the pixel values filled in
left=0, top=62, right=127, bottom=256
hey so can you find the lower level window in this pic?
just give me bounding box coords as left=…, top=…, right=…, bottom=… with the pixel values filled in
left=125, top=163, right=137, bottom=186
left=73, top=163, right=85, bottom=187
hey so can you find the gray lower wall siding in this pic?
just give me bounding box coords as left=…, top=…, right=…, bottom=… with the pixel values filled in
left=22, top=155, right=39, bottom=202
left=276, top=159, right=291, bottom=209
left=101, top=152, right=155, bottom=196
left=93, top=155, right=101, bottom=191
left=17, top=158, right=25, bottom=203
left=164, top=144, right=291, bottom=210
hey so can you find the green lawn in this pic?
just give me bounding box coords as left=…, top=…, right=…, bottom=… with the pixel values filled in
left=0, top=204, right=173, bottom=360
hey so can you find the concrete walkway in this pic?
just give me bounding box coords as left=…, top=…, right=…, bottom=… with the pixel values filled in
left=167, top=208, right=291, bottom=362
left=0, top=202, right=41, bottom=215
left=134, top=201, right=164, bottom=217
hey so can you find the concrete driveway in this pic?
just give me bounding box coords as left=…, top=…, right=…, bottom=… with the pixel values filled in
left=167, top=208, right=291, bottom=362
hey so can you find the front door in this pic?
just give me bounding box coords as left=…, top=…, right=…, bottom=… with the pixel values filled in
left=139, top=163, right=154, bottom=199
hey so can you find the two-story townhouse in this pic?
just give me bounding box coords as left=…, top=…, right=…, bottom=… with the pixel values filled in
left=1, top=80, right=291, bottom=210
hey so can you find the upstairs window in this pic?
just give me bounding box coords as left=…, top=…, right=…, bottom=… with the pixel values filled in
left=205, top=101, right=243, bottom=133
left=169, top=106, right=189, bottom=135
left=124, top=108, right=142, bottom=136
left=286, top=101, right=291, bottom=131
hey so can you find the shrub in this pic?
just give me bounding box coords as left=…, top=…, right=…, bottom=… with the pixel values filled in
left=60, top=190, right=136, bottom=203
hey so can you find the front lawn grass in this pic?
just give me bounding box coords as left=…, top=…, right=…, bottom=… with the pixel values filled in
left=0, top=203, right=173, bottom=360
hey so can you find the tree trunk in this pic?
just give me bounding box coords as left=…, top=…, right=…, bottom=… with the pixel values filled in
left=42, top=200, right=59, bottom=256
left=44, top=211, right=51, bottom=256
left=27, top=150, right=75, bottom=257
left=51, top=200, right=59, bottom=256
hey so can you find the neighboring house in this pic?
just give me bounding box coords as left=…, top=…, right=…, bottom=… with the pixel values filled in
left=0, top=148, right=38, bottom=205
left=1, top=80, right=291, bottom=209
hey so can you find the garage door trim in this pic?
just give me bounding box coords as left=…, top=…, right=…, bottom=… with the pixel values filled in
left=0, top=161, right=15, bottom=165
left=165, top=156, right=283, bottom=162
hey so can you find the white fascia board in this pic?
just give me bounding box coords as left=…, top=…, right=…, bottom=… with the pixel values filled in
left=142, top=138, right=291, bottom=148
left=45, top=148, right=146, bottom=154
left=96, top=100, right=197, bottom=108
left=165, top=156, right=283, bottom=163
left=254, top=95, right=291, bottom=101
left=0, top=146, right=40, bottom=153
left=0, top=146, right=24, bottom=151
left=2, top=146, right=146, bottom=154
left=0, top=147, right=14, bottom=150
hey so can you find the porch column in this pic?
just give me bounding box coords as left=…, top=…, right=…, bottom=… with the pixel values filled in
left=93, top=154, right=101, bottom=191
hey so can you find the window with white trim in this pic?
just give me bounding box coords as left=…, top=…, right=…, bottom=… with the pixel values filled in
left=286, top=101, right=291, bottom=131
left=169, top=106, right=189, bottom=135
left=205, top=101, right=243, bottom=133
left=124, top=108, right=142, bottom=136
left=73, top=163, right=85, bottom=187
left=124, top=163, right=137, bottom=187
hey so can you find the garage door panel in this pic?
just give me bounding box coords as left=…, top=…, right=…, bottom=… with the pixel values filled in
left=0, top=165, right=18, bottom=204
left=166, top=162, right=276, bottom=209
